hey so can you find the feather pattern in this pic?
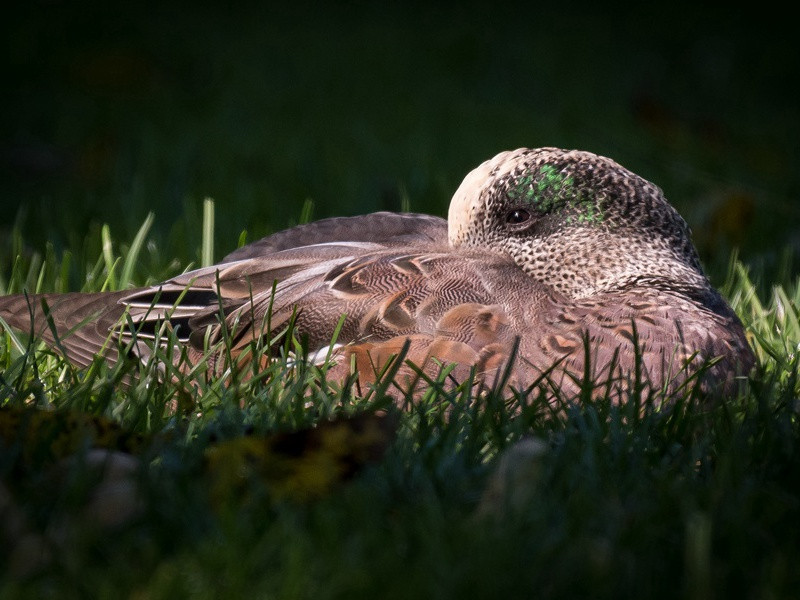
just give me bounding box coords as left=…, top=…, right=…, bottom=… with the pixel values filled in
left=0, top=148, right=754, bottom=400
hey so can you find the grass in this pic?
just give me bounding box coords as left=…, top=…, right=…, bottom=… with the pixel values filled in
left=0, top=209, right=798, bottom=600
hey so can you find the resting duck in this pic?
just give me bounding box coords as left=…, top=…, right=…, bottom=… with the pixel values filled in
left=0, top=148, right=754, bottom=400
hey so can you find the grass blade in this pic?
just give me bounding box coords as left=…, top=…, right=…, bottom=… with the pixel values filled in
left=119, top=212, right=154, bottom=289
left=202, top=197, right=215, bottom=267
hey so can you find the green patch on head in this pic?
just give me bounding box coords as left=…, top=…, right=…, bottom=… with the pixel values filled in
left=507, top=164, right=604, bottom=225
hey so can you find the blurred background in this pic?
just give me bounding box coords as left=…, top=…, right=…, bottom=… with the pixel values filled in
left=1, top=1, right=797, bottom=286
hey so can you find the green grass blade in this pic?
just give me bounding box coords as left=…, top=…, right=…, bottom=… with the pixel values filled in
left=101, top=223, right=118, bottom=290
left=119, top=212, right=154, bottom=289
left=202, top=197, right=215, bottom=267
left=58, top=250, right=72, bottom=294
left=0, top=315, right=27, bottom=355
left=298, top=198, right=314, bottom=224
left=774, top=284, right=800, bottom=347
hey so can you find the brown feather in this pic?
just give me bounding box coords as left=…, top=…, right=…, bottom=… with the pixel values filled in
left=0, top=149, right=755, bottom=403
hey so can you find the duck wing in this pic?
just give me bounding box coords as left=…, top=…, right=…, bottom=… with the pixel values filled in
left=221, top=212, right=447, bottom=261
left=120, top=242, right=543, bottom=387
left=0, top=215, right=543, bottom=388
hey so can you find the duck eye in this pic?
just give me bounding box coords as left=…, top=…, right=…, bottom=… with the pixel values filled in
left=506, top=209, right=531, bottom=225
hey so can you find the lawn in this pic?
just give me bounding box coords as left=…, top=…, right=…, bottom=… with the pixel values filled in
left=1, top=3, right=799, bottom=599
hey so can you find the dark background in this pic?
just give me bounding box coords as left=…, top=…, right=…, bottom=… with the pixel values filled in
left=2, top=1, right=798, bottom=284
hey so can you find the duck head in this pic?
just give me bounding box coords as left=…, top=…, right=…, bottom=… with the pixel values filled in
left=448, top=148, right=710, bottom=299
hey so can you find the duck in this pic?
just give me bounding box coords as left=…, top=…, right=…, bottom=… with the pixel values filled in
left=0, top=148, right=754, bottom=401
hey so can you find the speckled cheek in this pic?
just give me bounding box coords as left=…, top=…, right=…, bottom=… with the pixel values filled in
left=448, top=190, right=478, bottom=247
left=448, top=206, right=469, bottom=247
left=449, top=149, right=527, bottom=246
left=449, top=190, right=493, bottom=248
